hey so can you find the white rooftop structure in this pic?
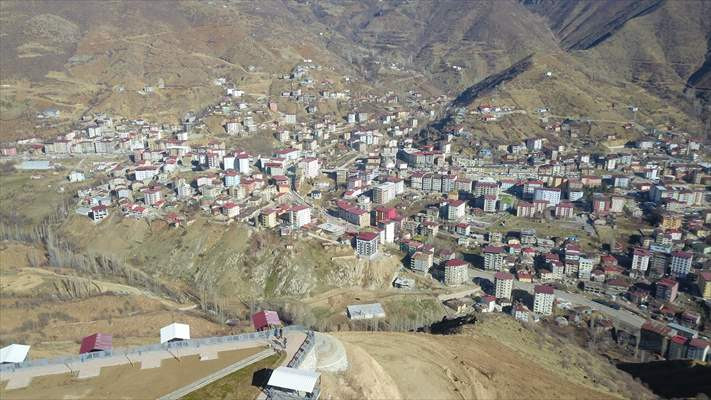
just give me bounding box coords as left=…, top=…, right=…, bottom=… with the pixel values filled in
left=0, top=344, right=30, bottom=364
left=268, top=366, right=320, bottom=393
left=346, top=303, right=386, bottom=320
left=160, top=322, right=190, bottom=344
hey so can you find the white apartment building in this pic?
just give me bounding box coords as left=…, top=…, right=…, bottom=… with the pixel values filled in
left=290, top=205, right=311, bottom=228
left=631, top=248, right=651, bottom=273
left=578, top=257, right=594, bottom=280
left=447, top=199, right=466, bottom=220
left=670, top=251, right=693, bottom=278
left=373, top=182, right=396, bottom=204
left=533, top=187, right=562, bottom=207
left=483, top=246, right=505, bottom=271
left=495, top=271, right=514, bottom=300
left=533, top=285, right=555, bottom=315
left=444, top=259, right=468, bottom=286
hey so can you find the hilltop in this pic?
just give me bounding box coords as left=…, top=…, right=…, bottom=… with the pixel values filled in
left=1, top=0, right=709, bottom=141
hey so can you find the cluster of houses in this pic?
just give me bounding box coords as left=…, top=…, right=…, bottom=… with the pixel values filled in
left=2, top=61, right=709, bottom=366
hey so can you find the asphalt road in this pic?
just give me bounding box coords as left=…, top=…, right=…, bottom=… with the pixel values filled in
left=469, top=268, right=645, bottom=330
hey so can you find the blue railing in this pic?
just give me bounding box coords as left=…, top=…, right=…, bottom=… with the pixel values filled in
left=0, top=325, right=305, bottom=373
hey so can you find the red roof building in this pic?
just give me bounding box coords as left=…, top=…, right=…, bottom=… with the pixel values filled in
left=252, top=310, right=282, bottom=331
left=79, top=333, right=112, bottom=354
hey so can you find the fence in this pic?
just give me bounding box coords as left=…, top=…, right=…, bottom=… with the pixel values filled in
left=0, top=325, right=305, bottom=373
left=286, top=330, right=315, bottom=368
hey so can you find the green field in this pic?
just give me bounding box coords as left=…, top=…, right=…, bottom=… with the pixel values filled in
left=183, top=353, right=285, bottom=400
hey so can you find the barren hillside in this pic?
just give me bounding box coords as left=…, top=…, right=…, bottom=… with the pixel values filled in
left=322, top=315, right=655, bottom=400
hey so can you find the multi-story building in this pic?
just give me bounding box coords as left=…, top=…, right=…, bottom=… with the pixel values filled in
left=289, top=205, right=311, bottom=228
left=660, top=213, right=683, bottom=230
left=483, top=246, right=505, bottom=271
left=410, top=251, right=433, bottom=273
left=698, top=271, right=711, bottom=299
left=300, top=157, right=320, bottom=178
left=356, top=231, right=379, bottom=258
left=143, top=187, right=162, bottom=206
left=336, top=200, right=370, bottom=227
left=670, top=251, right=693, bottom=278
left=259, top=208, right=278, bottom=228
left=592, top=193, right=610, bottom=215
left=222, top=202, right=240, bottom=218
left=687, top=338, right=710, bottom=362
left=224, top=169, right=240, bottom=187
left=578, top=257, right=594, bottom=280
left=533, top=285, right=555, bottom=315
left=631, top=248, right=651, bottom=276
left=564, top=243, right=581, bottom=263
left=373, top=182, right=396, bottom=204
left=444, top=259, right=468, bottom=286
left=473, top=180, right=499, bottom=197
left=447, top=199, right=466, bottom=220
left=555, top=201, right=574, bottom=218
left=517, top=201, right=536, bottom=218
left=533, top=187, right=561, bottom=207
left=91, top=205, right=109, bottom=223
left=655, top=278, right=679, bottom=303
left=237, top=154, right=251, bottom=175
left=523, top=180, right=544, bottom=199
left=494, top=271, right=514, bottom=300
left=482, top=195, right=497, bottom=213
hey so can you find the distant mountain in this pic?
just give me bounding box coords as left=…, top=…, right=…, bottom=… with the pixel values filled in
left=0, top=0, right=708, bottom=139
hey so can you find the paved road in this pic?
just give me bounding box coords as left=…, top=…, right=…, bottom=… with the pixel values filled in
left=469, top=268, right=645, bottom=330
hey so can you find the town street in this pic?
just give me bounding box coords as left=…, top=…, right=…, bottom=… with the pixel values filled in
left=468, top=268, right=645, bottom=329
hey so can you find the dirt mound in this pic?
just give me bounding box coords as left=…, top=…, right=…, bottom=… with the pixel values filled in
left=324, top=316, right=654, bottom=400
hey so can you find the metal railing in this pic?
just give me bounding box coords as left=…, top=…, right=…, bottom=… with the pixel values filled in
left=0, top=325, right=305, bottom=373
left=286, top=330, right=315, bottom=368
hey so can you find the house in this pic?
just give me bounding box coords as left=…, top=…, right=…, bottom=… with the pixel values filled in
left=160, top=322, right=190, bottom=344
left=267, top=366, right=321, bottom=400
left=512, top=303, right=532, bottom=323
left=0, top=344, right=30, bottom=364
left=356, top=231, right=379, bottom=257
left=68, top=171, right=86, bottom=182
left=91, top=205, right=108, bottom=222
left=347, top=303, right=385, bottom=320
left=478, top=295, right=497, bottom=313
left=80, top=333, right=112, bottom=354
left=443, top=259, right=468, bottom=286
left=533, top=285, right=555, bottom=315
left=251, top=310, right=282, bottom=331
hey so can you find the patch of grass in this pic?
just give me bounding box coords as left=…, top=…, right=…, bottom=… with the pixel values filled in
left=182, top=353, right=285, bottom=400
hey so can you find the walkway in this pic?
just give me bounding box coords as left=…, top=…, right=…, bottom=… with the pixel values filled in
left=157, top=348, right=275, bottom=400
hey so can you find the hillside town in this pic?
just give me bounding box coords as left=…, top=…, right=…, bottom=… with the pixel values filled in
left=2, top=59, right=710, bottom=367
